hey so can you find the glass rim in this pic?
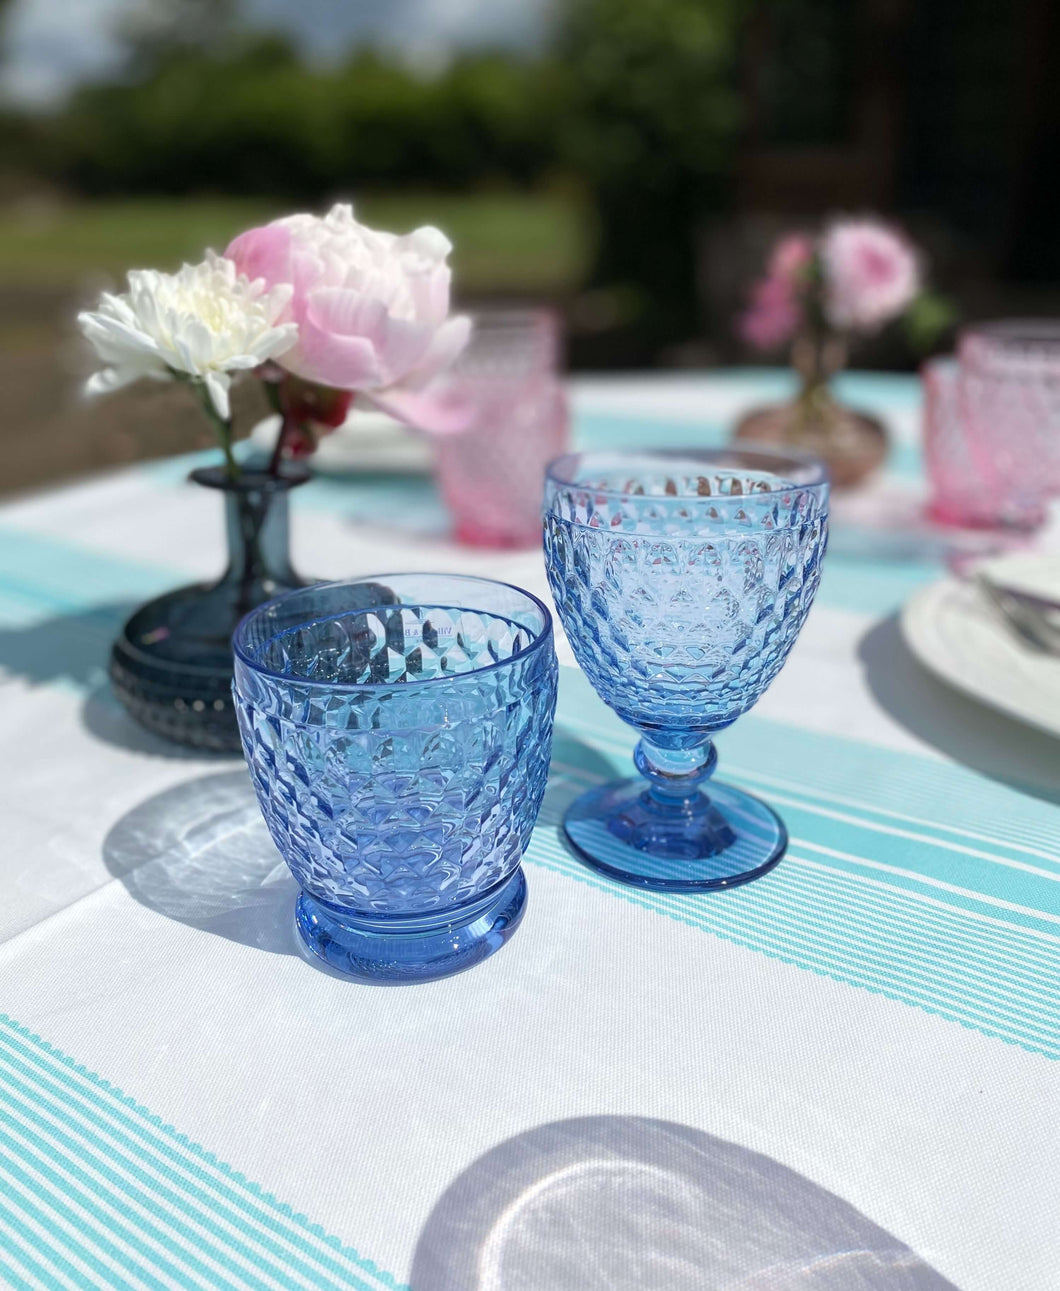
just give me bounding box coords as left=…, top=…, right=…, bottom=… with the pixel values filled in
left=189, top=463, right=311, bottom=493
left=961, top=318, right=1060, bottom=347
left=232, top=572, right=554, bottom=692
left=544, top=446, right=830, bottom=503
left=958, top=319, right=1060, bottom=376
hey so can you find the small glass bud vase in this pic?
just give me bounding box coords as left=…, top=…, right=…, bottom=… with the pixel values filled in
left=734, top=334, right=888, bottom=488
left=109, top=464, right=309, bottom=752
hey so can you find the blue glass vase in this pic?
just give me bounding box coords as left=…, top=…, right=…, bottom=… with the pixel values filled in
left=232, top=574, right=558, bottom=982
left=544, top=448, right=829, bottom=891
left=110, top=465, right=308, bottom=751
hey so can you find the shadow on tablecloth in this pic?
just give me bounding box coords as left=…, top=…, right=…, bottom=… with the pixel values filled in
left=102, top=770, right=297, bottom=955
left=0, top=599, right=239, bottom=760
left=410, top=1116, right=958, bottom=1291
left=0, top=600, right=126, bottom=690
left=99, top=730, right=614, bottom=962
left=859, top=614, right=1060, bottom=804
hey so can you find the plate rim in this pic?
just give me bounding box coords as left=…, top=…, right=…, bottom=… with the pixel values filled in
left=900, top=578, right=1060, bottom=740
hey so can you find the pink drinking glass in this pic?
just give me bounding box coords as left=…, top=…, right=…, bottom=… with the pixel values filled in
left=922, top=323, right=1060, bottom=531
left=430, top=309, right=569, bottom=549
left=954, top=320, right=1060, bottom=526
left=921, top=356, right=1009, bottom=528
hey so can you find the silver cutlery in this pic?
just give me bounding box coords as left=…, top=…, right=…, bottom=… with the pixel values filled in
left=977, top=573, right=1060, bottom=654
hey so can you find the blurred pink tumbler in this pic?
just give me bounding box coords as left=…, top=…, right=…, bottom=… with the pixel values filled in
left=923, top=321, right=1060, bottom=530
left=430, top=309, right=569, bottom=549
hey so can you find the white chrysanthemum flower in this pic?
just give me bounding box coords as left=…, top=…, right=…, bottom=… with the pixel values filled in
left=77, top=253, right=298, bottom=420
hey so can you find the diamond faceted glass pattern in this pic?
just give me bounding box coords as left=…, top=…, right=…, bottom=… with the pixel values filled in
left=254, top=603, right=532, bottom=687
left=542, top=451, right=829, bottom=896
left=544, top=464, right=828, bottom=737
left=233, top=587, right=557, bottom=918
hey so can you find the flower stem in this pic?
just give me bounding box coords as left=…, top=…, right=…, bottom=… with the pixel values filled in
left=262, top=376, right=284, bottom=416
left=261, top=375, right=287, bottom=478
left=266, top=415, right=290, bottom=478
left=219, top=433, right=239, bottom=480
left=192, top=382, right=239, bottom=479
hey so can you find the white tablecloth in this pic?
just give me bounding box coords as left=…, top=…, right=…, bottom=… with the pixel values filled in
left=0, top=371, right=1057, bottom=1290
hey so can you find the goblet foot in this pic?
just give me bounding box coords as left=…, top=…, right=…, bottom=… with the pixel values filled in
left=293, top=867, right=528, bottom=983
left=563, top=779, right=787, bottom=891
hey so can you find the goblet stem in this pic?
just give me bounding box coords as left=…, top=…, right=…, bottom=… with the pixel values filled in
left=614, top=737, right=736, bottom=859
left=562, top=730, right=785, bottom=887
left=634, top=737, right=717, bottom=808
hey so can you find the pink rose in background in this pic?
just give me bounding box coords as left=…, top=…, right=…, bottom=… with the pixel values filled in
left=768, top=233, right=814, bottom=282
left=739, top=274, right=801, bottom=350
left=739, top=234, right=815, bottom=351
left=227, top=203, right=471, bottom=432
left=821, top=219, right=919, bottom=332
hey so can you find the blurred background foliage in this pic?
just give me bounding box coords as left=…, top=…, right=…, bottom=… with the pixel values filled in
left=47, top=43, right=568, bottom=196
left=4, top=0, right=1057, bottom=348
left=0, top=0, right=743, bottom=353
left=556, top=0, right=739, bottom=346
left=0, top=0, right=1058, bottom=491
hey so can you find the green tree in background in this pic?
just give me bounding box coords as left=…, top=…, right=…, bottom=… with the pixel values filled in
left=556, top=0, right=741, bottom=346
left=0, top=0, right=743, bottom=359
left=1, top=0, right=37, bottom=187
left=48, top=37, right=562, bottom=200
left=118, top=0, right=239, bottom=73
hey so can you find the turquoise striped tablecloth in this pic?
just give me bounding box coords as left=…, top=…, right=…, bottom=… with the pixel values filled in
left=0, top=371, right=1057, bottom=1290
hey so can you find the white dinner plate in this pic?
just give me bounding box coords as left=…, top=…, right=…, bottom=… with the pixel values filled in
left=901, top=558, right=1060, bottom=739
left=249, top=411, right=432, bottom=475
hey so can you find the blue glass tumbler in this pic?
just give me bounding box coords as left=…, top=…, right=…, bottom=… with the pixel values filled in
left=232, top=574, right=557, bottom=981
left=544, top=448, right=829, bottom=891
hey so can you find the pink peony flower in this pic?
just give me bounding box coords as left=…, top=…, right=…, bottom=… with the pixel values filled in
left=739, top=275, right=801, bottom=350
left=227, top=203, right=471, bottom=432
left=821, top=219, right=919, bottom=332
left=768, top=233, right=815, bottom=282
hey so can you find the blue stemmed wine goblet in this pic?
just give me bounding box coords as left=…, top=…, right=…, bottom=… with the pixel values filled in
left=544, top=448, right=828, bottom=890
left=232, top=574, right=557, bottom=981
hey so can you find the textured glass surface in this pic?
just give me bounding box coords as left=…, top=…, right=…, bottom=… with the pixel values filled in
left=431, top=309, right=568, bottom=549
left=544, top=451, right=828, bottom=741
left=232, top=574, right=557, bottom=980
left=935, top=321, right=1060, bottom=530
left=924, top=345, right=1054, bottom=532
left=544, top=449, right=828, bottom=891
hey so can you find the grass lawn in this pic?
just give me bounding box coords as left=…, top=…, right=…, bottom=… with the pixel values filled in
left=0, top=190, right=593, bottom=296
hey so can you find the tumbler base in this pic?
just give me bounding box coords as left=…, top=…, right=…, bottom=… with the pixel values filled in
left=294, top=868, right=527, bottom=982
left=563, top=779, right=787, bottom=891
